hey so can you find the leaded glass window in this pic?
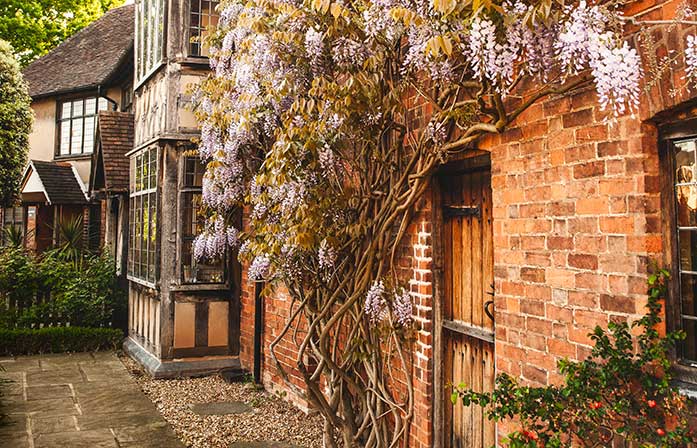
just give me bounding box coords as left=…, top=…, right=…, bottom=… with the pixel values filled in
left=180, top=156, right=224, bottom=284
left=671, top=138, right=697, bottom=363
left=128, top=147, right=158, bottom=284
left=135, top=0, right=165, bottom=81
left=190, top=0, right=219, bottom=57
left=57, top=97, right=109, bottom=156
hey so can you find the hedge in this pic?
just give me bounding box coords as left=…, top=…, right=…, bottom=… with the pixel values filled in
left=0, top=327, right=124, bottom=356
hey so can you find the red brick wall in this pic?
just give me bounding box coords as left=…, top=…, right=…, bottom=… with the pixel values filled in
left=235, top=0, right=697, bottom=445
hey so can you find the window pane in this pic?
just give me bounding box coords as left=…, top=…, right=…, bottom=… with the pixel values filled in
left=85, top=98, right=96, bottom=115
left=149, top=192, right=157, bottom=281
left=149, top=148, right=157, bottom=189
left=184, top=157, right=204, bottom=187
left=675, top=140, right=697, bottom=186
left=83, top=116, right=96, bottom=153
left=679, top=230, right=697, bottom=272
left=98, top=98, right=109, bottom=111
left=681, top=319, right=697, bottom=363
left=71, top=118, right=83, bottom=154
left=676, top=185, right=697, bottom=227
left=128, top=199, right=134, bottom=275
left=190, top=0, right=219, bottom=56
left=60, top=121, right=71, bottom=155
left=72, top=100, right=84, bottom=117
left=61, top=102, right=71, bottom=119
left=681, top=273, right=697, bottom=317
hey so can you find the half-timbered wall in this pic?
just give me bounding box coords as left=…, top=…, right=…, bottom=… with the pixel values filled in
left=134, top=72, right=168, bottom=147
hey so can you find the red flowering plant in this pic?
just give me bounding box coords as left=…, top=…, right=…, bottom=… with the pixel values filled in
left=452, top=269, right=695, bottom=447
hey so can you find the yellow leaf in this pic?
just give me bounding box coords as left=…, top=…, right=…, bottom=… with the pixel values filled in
left=432, top=0, right=456, bottom=14
left=320, top=0, right=331, bottom=14
left=426, top=37, right=440, bottom=57
left=330, top=2, right=342, bottom=19
left=441, top=36, right=453, bottom=57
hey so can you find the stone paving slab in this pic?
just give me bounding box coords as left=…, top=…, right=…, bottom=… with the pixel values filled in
left=0, top=352, right=184, bottom=448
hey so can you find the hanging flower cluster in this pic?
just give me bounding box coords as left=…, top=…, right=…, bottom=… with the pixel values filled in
left=686, top=35, right=697, bottom=85
left=555, top=1, right=640, bottom=115
left=364, top=281, right=414, bottom=327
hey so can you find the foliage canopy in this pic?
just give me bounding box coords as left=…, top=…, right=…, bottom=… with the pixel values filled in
left=454, top=270, right=695, bottom=447
left=0, top=39, right=32, bottom=207
left=0, top=0, right=124, bottom=67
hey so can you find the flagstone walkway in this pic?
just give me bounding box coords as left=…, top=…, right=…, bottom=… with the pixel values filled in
left=0, top=352, right=184, bottom=448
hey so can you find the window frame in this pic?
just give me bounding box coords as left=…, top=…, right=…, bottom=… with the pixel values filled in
left=135, top=0, right=166, bottom=85
left=128, top=146, right=159, bottom=287
left=659, top=117, right=697, bottom=385
left=176, top=154, right=227, bottom=286
left=1, top=206, right=25, bottom=246
left=188, top=0, right=220, bottom=58
left=56, top=96, right=109, bottom=158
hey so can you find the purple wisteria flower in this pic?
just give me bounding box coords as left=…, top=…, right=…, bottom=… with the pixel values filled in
left=304, top=27, right=324, bottom=75
left=318, top=239, right=336, bottom=271
left=393, top=288, right=413, bottom=327
left=249, top=254, right=271, bottom=281
left=686, top=35, right=697, bottom=84
left=364, top=280, right=387, bottom=324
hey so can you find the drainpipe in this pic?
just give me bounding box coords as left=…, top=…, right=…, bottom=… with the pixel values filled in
left=253, top=282, right=264, bottom=384
left=97, top=85, right=118, bottom=111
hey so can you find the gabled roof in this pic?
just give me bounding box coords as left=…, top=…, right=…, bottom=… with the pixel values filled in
left=21, top=161, right=88, bottom=205
left=91, top=111, right=134, bottom=194
left=22, top=4, right=135, bottom=99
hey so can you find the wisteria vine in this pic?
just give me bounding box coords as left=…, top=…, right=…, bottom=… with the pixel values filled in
left=191, top=0, right=697, bottom=446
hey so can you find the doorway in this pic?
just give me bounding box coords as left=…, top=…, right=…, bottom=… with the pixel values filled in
left=439, top=157, right=495, bottom=448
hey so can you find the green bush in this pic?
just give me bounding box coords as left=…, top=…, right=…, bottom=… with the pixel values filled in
left=0, top=246, right=126, bottom=329
left=452, top=269, right=694, bottom=447
left=0, top=327, right=123, bottom=356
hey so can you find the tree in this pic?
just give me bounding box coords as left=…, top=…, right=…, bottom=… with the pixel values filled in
left=192, top=0, right=697, bottom=446
left=0, top=39, right=32, bottom=207
left=0, top=0, right=125, bottom=67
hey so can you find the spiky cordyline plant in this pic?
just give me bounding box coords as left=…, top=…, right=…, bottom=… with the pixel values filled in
left=192, top=0, right=697, bottom=446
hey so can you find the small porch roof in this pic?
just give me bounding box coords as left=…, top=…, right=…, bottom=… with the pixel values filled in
left=20, top=160, right=88, bottom=205
left=90, top=111, right=134, bottom=195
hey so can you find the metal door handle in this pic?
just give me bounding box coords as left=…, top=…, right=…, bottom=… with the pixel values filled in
left=484, top=300, right=494, bottom=322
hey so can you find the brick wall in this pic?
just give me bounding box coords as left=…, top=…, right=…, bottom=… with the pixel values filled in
left=234, top=0, right=697, bottom=445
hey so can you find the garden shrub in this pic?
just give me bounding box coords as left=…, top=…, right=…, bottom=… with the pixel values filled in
left=0, top=246, right=126, bottom=329
left=452, top=269, right=695, bottom=447
left=0, top=327, right=123, bottom=356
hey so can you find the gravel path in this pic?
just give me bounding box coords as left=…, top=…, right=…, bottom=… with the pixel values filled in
left=119, top=355, right=324, bottom=448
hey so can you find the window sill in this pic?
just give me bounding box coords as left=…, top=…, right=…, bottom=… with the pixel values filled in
left=674, top=380, right=697, bottom=400
left=54, top=154, right=92, bottom=161
left=672, top=363, right=697, bottom=400
left=169, top=283, right=229, bottom=292
left=176, top=56, right=211, bottom=67
left=127, top=275, right=158, bottom=290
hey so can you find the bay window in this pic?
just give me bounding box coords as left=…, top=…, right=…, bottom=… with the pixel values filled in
left=135, top=0, right=165, bottom=81
left=129, top=147, right=158, bottom=284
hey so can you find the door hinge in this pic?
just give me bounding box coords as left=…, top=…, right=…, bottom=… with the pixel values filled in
left=443, top=205, right=481, bottom=218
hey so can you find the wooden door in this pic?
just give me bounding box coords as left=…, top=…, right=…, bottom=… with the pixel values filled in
left=441, top=162, right=495, bottom=448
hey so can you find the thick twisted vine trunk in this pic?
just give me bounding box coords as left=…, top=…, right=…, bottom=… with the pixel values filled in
left=190, top=1, right=648, bottom=446
left=266, top=70, right=592, bottom=447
